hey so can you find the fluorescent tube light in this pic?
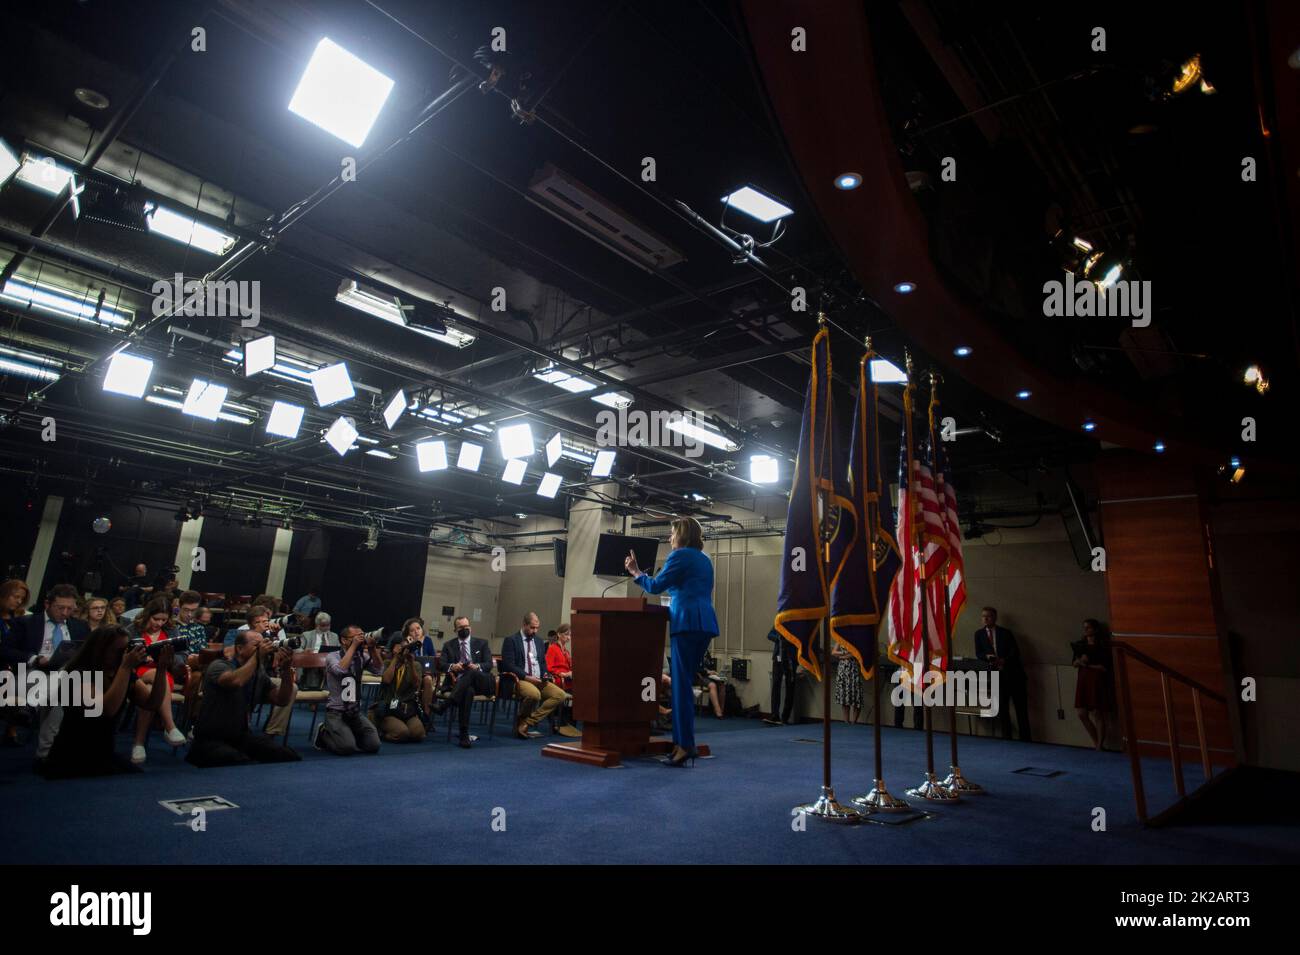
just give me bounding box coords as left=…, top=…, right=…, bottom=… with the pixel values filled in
left=664, top=414, right=738, bottom=452
left=144, top=203, right=237, bottom=255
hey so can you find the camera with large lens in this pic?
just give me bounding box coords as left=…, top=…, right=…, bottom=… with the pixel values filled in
left=127, top=635, right=188, bottom=659
left=264, top=633, right=302, bottom=651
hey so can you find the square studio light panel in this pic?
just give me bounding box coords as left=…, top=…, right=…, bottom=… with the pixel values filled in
left=502, top=459, right=527, bottom=484
left=592, top=449, right=616, bottom=478
left=324, top=416, right=359, bottom=456
left=457, top=442, right=483, bottom=472
left=382, top=390, right=407, bottom=429
left=244, top=335, right=276, bottom=377
left=497, top=422, right=534, bottom=459
left=102, top=351, right=153, bottom=398
left=415, top=440, right=448, bottom=472
left=720, top=186, right=793, bottom=222
left=537, top=473, right=562, bottom=499
left=545, top=432, right=563, bottom=468
left=310, top=362, right=354, bottom=406
left=266, top=401, right=305, bottom=438
left=288, top=38, right=395, bottom=148
left=182, top=379, right=228, bottom=421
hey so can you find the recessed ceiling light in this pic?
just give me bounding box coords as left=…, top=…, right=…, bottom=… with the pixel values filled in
left=74, top=87, right=110, bottom=110
left=894, top=281, right=916, bottom=294
left=835, top=172, right=862, bottom=190
left=1015, top=389, right=1031, bottom=400
left=953, top=345, right=972, bottom=358
left=266, top=401, right=305, bottom=438
left=1153, top=440, right=1166, bottom=453
left=1081, top=420, right=1096, bottom=432
left=288, top=37, right=395, bottom=148
left=324, top=416, right=359, bottom=456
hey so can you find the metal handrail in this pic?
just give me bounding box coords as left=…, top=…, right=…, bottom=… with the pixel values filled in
left=1111, top=641, right=1229, bottom=826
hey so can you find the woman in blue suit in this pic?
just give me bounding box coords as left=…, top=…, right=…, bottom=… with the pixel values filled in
left=625, top=516, right=719, bottom=767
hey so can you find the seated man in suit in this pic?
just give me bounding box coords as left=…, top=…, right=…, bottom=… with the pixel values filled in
left=439, top=616, right=494, bottom=749
left=973, top=606, right=1032, bottom=742
left=3, top=583, right=88, bottom=671
left=500, top=612, right=566, bottom=739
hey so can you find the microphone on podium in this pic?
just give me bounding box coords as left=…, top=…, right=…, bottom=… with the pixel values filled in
left=601, top=578, right=627, bottom=597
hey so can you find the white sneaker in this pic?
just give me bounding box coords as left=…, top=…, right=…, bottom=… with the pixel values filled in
left=130, top=745, right=147, bottom=764
left=164, top=727, right=187, bottom=747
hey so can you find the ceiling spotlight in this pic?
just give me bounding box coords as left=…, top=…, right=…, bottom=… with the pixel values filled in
left=102, top=351, right=153, bottom=398
left=869, top=358, right=908, bottom=384
left=383, top=390, right=407, bottom=429
left=288, top=37, right=395, bottom=148
left=893, top=281, right=916, bottom=294
left=720, top=185, right=793, bottom=223
left=1153, top=440, right=1166, bottom=453
left=457, top=442, right=483, bottom=472
left=498, top=422, right=534, bottom=459
left=750, top=454, right=780, bottom=484
left=1015, top=389, right=1032, bottom=400
left=244, top=335, right=276, bottom=377
left=74, top=87, right=111, bottom=110
left=182, top=379, right=229, bottom=420
left=266, top=401, right=305, bottom=438
left=324, top=416, right=359, bottom=456
left=502, top=459, right=527, bottom=484
left=1230, top=466, right=1244, bottom=484
left=835, top=172, right=862, bottom=190
left=1242, top=364, right=1269, bottom=394
left=953, top=345, right=972, bottom=358
left=545, top=432, right=563, bottom=468
left=1169, top=54, right=1214, bottom=97
left=310, top=362, right=355, bottom=407
left=537, top=473, right=562, bottom=499
left=591, top=449, right=616, bottom=478
left=1082, top=420, right=1097, bottom=432
left=416, top=440, right=448, bottom=472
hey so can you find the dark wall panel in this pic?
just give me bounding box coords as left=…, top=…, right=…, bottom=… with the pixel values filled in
left=189, top=520, right=277, bottom=602
left=40, top=496, right=181, bottom=602
left=0, top=476, right=43, bottom=583
left=317, top=530, right=426, bottom=636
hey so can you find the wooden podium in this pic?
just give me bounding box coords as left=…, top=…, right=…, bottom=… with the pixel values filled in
left=542, top=596, right=710, bottom=768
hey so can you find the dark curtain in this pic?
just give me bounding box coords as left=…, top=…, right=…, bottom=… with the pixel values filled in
left=318, top=530, right=426, bottom=637
left=189, top=519, right=278, bottom=603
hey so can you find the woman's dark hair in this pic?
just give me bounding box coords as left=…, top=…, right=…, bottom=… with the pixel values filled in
left=671, top=516, right=705, bottom=550
left=401, top=617, right=425, bottom=638
left=1083, top=618, right=1109, bottom=642
left=63, top=624, right=131, bottom=674
left=134, top=597, right=171, bottom=633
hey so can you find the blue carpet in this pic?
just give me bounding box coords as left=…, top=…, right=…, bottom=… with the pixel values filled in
left=2, top=714, right=1296, bottom=865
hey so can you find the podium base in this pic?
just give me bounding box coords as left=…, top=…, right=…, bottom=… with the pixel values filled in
left=543, top=734, right=711, bottom=768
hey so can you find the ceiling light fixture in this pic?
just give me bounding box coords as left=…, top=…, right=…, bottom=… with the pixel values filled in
left=244, top=335, right=276, bottom=377
left=324, top=416, right=359, bottom=456
left=750, top=454, right=780, bottom=484
left=266, top=401, right=305, bottom=438
left=457, top=442, right=483, bottom=472
left=545, top=432, right=563, bottom=468
left=720, top=185, right=793, bottom=223
left=591, top=449, right=616, bottom=478
left=288, top=37, right=395, bottom=148
left=502, top=459, right=527, bottom=484
left=310, top=362, right=355, bottom=406
left=182, top=379, right=229, bottom=420
left=497, top=422, right=534, bottom=459
left=416, top=440, right=448, bottom=472
left=383, top=390, right=407, bottom=429
left=835, top=172, right=862, bottom=190
left=102, top=351, right=152, bottom=397
left=143, top=202, right=237, bottom=256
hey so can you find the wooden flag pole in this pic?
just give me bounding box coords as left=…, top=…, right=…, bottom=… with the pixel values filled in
left=907, top=361, right=958, bottom=802
left=793, top=316, right=862, bottom=824
left=850, top=337, right=909, bottom=813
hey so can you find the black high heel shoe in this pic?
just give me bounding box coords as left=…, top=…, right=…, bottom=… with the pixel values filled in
left=661, top=745, right=697, bottom=767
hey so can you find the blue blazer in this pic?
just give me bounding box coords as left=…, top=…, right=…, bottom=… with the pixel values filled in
left=635, top=547, right=719, bottom=637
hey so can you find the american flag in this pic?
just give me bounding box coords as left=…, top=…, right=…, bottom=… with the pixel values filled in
left=930, top=394, right=967, bottom=631
left=885, top=383, right=948, bottom=687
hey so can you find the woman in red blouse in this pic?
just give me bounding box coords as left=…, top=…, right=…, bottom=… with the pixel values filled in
left=545, top=624, right=573, bottom=691
left=130, top=597, right=188, bottom=763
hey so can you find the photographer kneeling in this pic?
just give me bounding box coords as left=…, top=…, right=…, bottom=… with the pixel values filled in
left=43, top=625, right=172, bottom=778
left=375, top=618, right=436, bottom=743
left=187, top=630, right=300, bottom=767
left=314, top=625, right=383, bottom=755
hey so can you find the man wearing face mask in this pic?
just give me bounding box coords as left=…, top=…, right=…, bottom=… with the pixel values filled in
left=439, top=616, right=494, bottom=748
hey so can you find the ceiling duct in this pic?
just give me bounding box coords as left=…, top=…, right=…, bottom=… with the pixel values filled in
left=526, top=163, right=684, bottom=272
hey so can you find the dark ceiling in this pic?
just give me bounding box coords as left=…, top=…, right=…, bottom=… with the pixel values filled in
left=0, top=0, right=1294, bottom=546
